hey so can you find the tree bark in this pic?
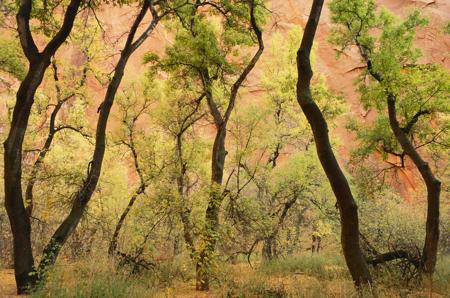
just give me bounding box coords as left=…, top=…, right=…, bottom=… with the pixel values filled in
left=108, top=190, right=145, bottom=256
left=295, top=0, right=372, bottom=288
left=262, top=235, right=277, bottom=260
left=4, top=0, right=82, bottom=293
left=386, top=94, right=440, bottom=276
left=263, top=194, right=298, bottom=260
left=367, top=250, right=421, bottom=268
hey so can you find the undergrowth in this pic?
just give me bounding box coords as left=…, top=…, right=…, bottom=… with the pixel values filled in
left=30, top=253, right=449, bottom=297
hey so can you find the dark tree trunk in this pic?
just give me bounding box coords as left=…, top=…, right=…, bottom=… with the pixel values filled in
left=295, top=0, right=372, bottom=288
left=196, top=126, right=227, bottom=290
left=367, top=250, right=421, bottom=268
left=4, top=0, right=82, bottom=293
left=311, top=235, right=322, bottom=253
left=4, top=61, right=47, bottom=294
left=37, top=0, right=160, bottom=276
left=386, top=95, right=440, bottom=276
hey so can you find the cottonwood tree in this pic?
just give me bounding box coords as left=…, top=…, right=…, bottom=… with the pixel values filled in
left=150, top=76, right=207, bottom=259
left=153, top=0, right=265, bottom=290
left=108, top=86, right=154, bottom=256
left=2, top=0, right=170, bottom=292
left=3, top=0, right=83, bottom=292
left=329, top=0, right=449, bottom=278
left=295, top=0, right=372, bottom=288
left=38, top=0, right=166, bottom=276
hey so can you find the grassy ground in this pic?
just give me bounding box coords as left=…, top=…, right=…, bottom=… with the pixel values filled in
left=1, top=253, right=448, bottom=297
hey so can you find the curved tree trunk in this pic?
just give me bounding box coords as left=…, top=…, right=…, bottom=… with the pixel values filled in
left=348, top=4, right=441, bottom=276
left=4, top=60, right=48, bottom=294
left=262, top=194, right=299, bottom=261
left=295, top=0, right=372, bottom=288
left=4, top=0, right=82, bottom=293
left=109, top=114, right=148, bottom=256
left=108, top=190, right=145, bottom=256
left=386, top=94, right=440, bottom=276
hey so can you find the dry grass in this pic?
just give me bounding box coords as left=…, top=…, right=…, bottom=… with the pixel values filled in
left=0, top=269, right=21, bottom=298
left=0, top=253, right=446, bottom=297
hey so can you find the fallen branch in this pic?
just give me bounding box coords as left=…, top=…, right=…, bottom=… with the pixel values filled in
left=367, top=250, right=421, bottom=268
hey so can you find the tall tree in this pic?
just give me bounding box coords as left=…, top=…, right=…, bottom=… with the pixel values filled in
left=3, top=0, right=170, bottom=293
left=108, top=90, right=153, bottom=256
left=37, top=0, right=164, bottom=275
left=154, top=0, right=265, bottom=290
left=3, top=0, right=82, bottom=292
left=196, top=1, right=264, bottom=290
left=295, top=0, right=372, bottom=288
left=329, top=0, right=449, bottom=277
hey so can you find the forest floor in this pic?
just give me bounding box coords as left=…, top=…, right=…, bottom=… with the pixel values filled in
left=1, top=254, right=449, bottom=297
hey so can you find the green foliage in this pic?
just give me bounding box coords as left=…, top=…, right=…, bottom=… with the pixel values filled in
left=261, top=27, right=344, bottom=151
left=331, top=0, right=449, bottom=164
left=0, top=37, right=27, bottom=80
left=347, top=115, right=401, bottom=160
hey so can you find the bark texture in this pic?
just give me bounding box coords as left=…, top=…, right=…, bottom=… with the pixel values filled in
left=295, top=0, right=372, bottom=287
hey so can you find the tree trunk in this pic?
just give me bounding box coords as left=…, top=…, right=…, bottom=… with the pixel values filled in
left=263, top=195, right=298, bottom=261
left=262, top=236, right=277, bottom=260
left=196, top=126, right=227, bottom=291
left=295, top=0, right=372, bottom=288
left=386, top=94, right=440, bottom=276
left=108, top=191, right=143, bottom=256
left=5, top=0, right=82, bottom=289
left=195, top=1, right=264, bottom=290
left=4, top=59, right=48, bottom=293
